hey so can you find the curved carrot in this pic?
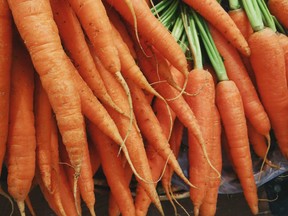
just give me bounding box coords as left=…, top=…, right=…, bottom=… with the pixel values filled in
left=209, top=25, right=271, bottom=138
left=96, top=57, right=164, bottom=215
left=249, top=27, right=288, bottom=159
left=7, top=0, right=87, bottom=206
left=183, top=0, right=250, bottom=57
left=67, top=0, right=120, bottom=74
left=0, top=0, right=12, bottom=176
left=49, top=0, right=122, bottom=114
left=105, top=0, right=189, bottom=77
left=268, top=0, right=288, bottom=29
left=216, top=80, right=258, bottom=215
left=6, top=39, right=36, bottom=215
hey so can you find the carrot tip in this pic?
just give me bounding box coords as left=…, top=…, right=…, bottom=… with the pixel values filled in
left=194, top=206, right=199, bottom=216
left=251, top=205, right=259, bottom=215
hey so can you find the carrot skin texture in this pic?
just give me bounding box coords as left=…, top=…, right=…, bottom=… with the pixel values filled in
left=7, top=0, right=86, bottom=180
left=183, top=0, right=250, bottom=56
left=248, top=28, right=288, bottom=158
left=277, top=33, right=288, bottom=84
left=209, top=25, right=271, bottom=137
left=50, top=0, right=120, bottom=112
left=216, top=80, right=258, bottom=215
left=6, top=41, right=36, bottom=210
left=0, top=0, right=12, bottom=175
left=268, top=0, right=288, bottom=29
left=88, top=122, right=136, bottom=216
left=68, top=0, right=120, bottom=74
left=106, top=0, right=189, bottom=76
left=199, top=107, right=222, bottom=216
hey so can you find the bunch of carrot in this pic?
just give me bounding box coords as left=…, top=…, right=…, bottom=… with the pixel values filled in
left=1, top=0, right=288, bottom=215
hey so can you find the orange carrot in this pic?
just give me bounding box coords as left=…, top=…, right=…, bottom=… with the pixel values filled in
left=49, top=0, right=121, bottom=113
left=228, top=7, right=257, bottom=86
left=248, top=27, right=288, bottom=159
left=184, top=69, right=216, bottom=215
left=67, top=0, right=120, bottom=74
left=106, top=0, right=189, bottom=77
left=34, top=76, right=53, bottom=192
left=105, top=5, right=137, bottom=59
left=183, top=0, right=250, bottom=56
left=87, top=121, right=135, bottom=216
left=0, top=0, right=12, bottom=176
left=277, top=33, right=288, bottom=84
left=127, top=79, right=192, bottom=187
left=6, top=39, right=36, bottom=215
left=209, top=25, right=271, bottom=139
left=216, top=80, right=258, bottom=215
left=199, top=107, right=222, bottom=216
left=95, top=56, right=164, bottom=214
left=268, top=0, right=288, bottom=29
left=7, top=0, right=88, bottom=204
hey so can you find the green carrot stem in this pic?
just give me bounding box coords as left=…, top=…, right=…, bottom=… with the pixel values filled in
left=191, top=9, right=228, bottom=81
left=242, top=0, right=264, bottom=31
left=256, top=0, right=276, bottom=32
left=229, top=0, right=241, bottom=10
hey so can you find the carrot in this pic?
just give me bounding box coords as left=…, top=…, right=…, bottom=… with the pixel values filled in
left=6, top=39, right=36, bottom=216
left=77, top=132, right=96, bottom=216
left=183, top=0, right=250, bottom=57
left=128, top=79, right=193, bottom=187
left=87, top=121, right=135, bottom=216
left=0, top=0, right=12, bottom=176
left=228, top=6, right=257, bottom=86
left=277, top=33, right=288, bottom=84
left=34, top=76, right=53, bottom=192
left=87, top=138, right=101, bottom=176
left=67, top=0, right=120, bottom=74
left=7, top=0, right=88, bottom=206
left=105, top=0, right=189, bottom=77
left=184, top=69, right=216, bottom=216
left=248, top=27, right=288, bottom=159
left=216, top=80, right=258, bottom=215
left=209, top=25, right=271, bottom=139
left=268, top=0, right=288, bottom=29
left=95, top=56, right=164, bottom=215
left=49, top=0, right=122, bottom=114
left=199, top=107, right=222, bottom=216
left=105, top=5, right=137, bottom=59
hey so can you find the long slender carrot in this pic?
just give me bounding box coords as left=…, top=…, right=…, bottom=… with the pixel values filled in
left=95, top=56, right=164, bottom=215
left=199, top=106, right=222, bottom=216
left=0, top=0, right=12, bottom=176
left=49, top=0, right=122, bottom=114
left=216, top=80, right=258, bottom=215
left=7, top=0, right=88, bottom=206
left=268, top=0, right=288, bottom=29
left=34, top=76, right=53, bottom=193
left=183, top=0, right=250, bottom=57
left=105, top=0, right=189, bottom=77
left=67, top=0, right=120, bottom=74
left=209, top=24, right=271, bottom=139
left=6, top=39, right=36, bottom=216
left=87, top=121, right=135, bottom=216
left=248, top=27, right=288, bottom=159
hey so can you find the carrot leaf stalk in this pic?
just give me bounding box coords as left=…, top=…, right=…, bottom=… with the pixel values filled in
left=256, top=0, right=276, bottom=32
left=242, top=0, right=264, bottom=32
left=229, top=0, right=241, bottom=10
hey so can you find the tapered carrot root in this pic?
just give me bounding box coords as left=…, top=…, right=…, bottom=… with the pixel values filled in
left=50, top=0, right=122, bottom=114
left=216, top=80, right=258, bottom=215
left=6, top=38, right=36, bottom=216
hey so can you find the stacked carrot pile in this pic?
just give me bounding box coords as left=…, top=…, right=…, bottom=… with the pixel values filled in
left=0, top=0, right=288, bottom=215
